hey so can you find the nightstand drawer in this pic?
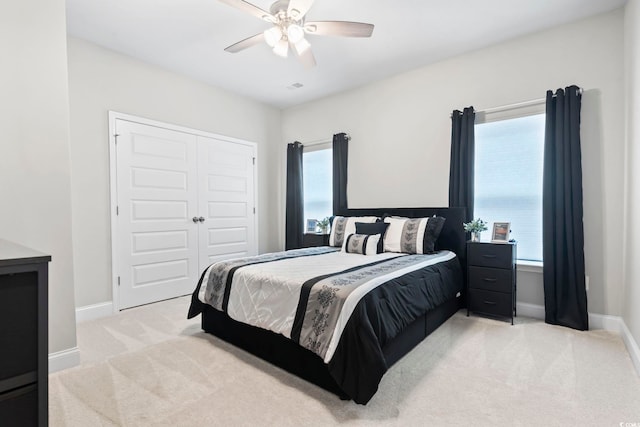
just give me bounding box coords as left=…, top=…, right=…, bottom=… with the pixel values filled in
left=468, top=289, right=513, bottom=318
left=0, top=383, right=37, bottom=427
left=468, top=266, right=513, bottom=293
left=468, top=243, right=513, bottom=269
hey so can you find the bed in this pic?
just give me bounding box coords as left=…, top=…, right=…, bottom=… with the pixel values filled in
left=188, top=207, right=467, bottom=404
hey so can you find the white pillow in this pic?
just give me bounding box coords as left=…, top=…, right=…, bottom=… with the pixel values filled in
left=342, top=233, right=381, bottom=255
left=383, top=216, right=430, bottom=253
left=329, top=216, right=378, bottom=247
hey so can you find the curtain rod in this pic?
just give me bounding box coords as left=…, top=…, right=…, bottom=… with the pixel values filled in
left=302, top=133, right=351, bottom=147
left=479, top=97, right=545, bottom=115
left=451, top=87, right=584, bottom=118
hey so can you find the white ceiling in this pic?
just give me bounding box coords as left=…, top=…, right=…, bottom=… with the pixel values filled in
left=66, top=0, right=626, bottom=109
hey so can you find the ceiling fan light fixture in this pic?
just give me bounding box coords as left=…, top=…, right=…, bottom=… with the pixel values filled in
left=264, top=26, right=283, bottom=47
left=217, top=0, right=374, bottom=69
left=287, top=24, right=305, bottom=44
left=273, top=38, right=289, bottom=57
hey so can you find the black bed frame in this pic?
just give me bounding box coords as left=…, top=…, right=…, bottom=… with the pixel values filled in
left=200, top=207, right=467, bottom=400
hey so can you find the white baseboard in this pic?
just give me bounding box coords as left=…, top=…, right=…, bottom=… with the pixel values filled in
left=48, top=347, right=80, bottom=373
left=514, top=302, right=640, bottom=377
left=76, top=301, right=114, bottom=323
left=620, top=320, right=640, bottom=377
left=588, top=312, right=624, bottom=331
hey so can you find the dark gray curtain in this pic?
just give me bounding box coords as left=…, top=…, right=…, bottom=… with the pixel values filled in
left=333, top=133, right=349, bottom=216
left=448, top=107, right=475, bottom=222
left=543, top=85, right=588, bottom=331
left=286, top=142, right=304, bottom=250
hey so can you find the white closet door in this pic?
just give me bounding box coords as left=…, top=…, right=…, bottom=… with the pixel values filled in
left=115, top=120, right=199, bottom=309
left=197, top=136, right=256, bottom=271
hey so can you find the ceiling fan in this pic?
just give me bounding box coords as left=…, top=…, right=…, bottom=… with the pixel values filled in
left=218, top=0, right=374, bottom=68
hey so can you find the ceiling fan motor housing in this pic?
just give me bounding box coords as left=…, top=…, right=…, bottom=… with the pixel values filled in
left=269, top=0, right=291, bottom=16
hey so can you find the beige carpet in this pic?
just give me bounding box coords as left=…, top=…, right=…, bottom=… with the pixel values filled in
left=50, top=296, right=640, bottom=426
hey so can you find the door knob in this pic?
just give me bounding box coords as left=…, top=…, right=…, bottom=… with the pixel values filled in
left=192, top=217, right=199, bottom=223
left=198, top=216, right=205, bottom=223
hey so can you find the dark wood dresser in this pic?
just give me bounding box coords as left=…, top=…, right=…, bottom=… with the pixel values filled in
left=0, top=240, right=50, bottom=427
left=302, top=233, right=330, bottom=248
left=466, top=241, right=517, bottom=324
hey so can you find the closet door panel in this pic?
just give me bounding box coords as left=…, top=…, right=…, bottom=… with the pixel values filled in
left=116, top=120, right=199, bottom=309
left=198, top=137, right=256, bottom=270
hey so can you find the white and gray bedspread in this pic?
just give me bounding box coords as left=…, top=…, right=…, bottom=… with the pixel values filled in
left=195, top=247, right=457, bottom=363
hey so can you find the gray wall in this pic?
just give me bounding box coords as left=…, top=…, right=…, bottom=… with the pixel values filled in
left=281, top=10, right=625, bottom=316
left=0, top=0, right=77, bottom=353
left=67, top=37, right=283, bottom=308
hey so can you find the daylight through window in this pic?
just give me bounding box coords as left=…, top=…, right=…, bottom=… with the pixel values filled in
left=303, top=145, right=333, bottom=230
left=474, top=113, right=545, bottom=262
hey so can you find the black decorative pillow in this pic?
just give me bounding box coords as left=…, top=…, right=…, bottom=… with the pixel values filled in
left=383, top=216, right=446, bottom=254
left=355, top=221, right=389, bottom=235
left=342, top=233, right=382, bottom=255
left=329, top=216, right=378, bottom=247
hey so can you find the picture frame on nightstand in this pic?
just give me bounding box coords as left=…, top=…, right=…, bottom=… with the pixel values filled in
left=492, top=222, right=510, bottom=243
left=306, top=219, right=318, bottom=233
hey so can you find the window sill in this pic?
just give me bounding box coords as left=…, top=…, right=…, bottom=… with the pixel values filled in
left=517, top=260, right=543, bottom=273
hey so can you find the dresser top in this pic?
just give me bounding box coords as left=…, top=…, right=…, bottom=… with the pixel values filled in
left=0, top=239, right=51, bottom=267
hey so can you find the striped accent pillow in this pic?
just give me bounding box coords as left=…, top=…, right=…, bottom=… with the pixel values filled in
left=383, top=216, right=446, bottom=254
left=342, top=233, right=382, bottom=255
left=329, top=216, right=378, bottom=247
left=355, top=221, right=389, bottom=254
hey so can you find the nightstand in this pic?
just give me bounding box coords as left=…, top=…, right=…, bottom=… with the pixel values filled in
left=302, top=233, right=329, bottom=248
left=466, top=241, right=517, bottom=324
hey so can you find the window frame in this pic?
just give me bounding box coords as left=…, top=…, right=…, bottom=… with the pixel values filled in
left=474, top=100, right=545, bottom=267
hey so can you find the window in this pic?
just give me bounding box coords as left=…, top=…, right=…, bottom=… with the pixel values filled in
left=303, top=145, right=332, bottom=228
left=474, top=112, right=545, bottom=262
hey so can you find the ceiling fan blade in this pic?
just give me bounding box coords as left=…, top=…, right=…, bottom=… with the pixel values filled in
left=298, top=49, right=316, bottom=69
left=218, top=0, right=275, bottom=22
left=304, top=21, right=374, bottom=37
left=292, top=40, right=316, bottom=69
left=224, top=33, right=265, bottom=53
left=287, top=0, right=315, bottom=20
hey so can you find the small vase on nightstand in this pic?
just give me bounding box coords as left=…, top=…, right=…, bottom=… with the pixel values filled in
left=471, top=232, right=481, bottom=242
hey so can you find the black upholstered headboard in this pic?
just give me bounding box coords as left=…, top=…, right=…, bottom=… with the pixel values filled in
left=339, top=207, right=467, bottom=268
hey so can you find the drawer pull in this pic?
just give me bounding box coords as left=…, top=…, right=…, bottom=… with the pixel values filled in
left=482, top=254, right=497, bottom=259
left=482, top=278, right=497, bottom=282
left=483, top=300, right=497, bottom=305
